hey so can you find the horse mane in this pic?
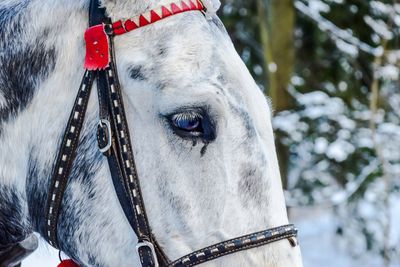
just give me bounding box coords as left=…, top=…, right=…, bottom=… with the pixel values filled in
left=0, top=1, right=56, bottom=131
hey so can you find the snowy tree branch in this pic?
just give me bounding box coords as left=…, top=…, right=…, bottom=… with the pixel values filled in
left=295, top=1, right=383, bottom=57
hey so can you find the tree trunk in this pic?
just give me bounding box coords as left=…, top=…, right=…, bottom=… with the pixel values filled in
left=257, top=0, right=295, bottom=188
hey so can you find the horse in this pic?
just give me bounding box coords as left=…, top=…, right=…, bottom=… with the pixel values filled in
left=0, top=0, right=303, bottom=266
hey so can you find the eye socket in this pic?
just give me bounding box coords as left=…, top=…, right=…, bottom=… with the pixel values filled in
left=171, top=112, right=203, bottom=135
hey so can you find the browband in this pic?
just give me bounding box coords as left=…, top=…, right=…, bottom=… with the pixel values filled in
left=112, top=0, right=205, bottom=36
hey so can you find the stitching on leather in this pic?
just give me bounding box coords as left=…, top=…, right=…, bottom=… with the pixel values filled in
left=53, top=75, right=90, bottom=234
left=169, top=226, right=296, bottom=266
left=185, top=233, right=295, bottom=267
left=105, top=67, right=144, bottom=237
left=46, top=71, right=94, bottom=247
left=106, top=61, right=151, bottom=237
left=177, top=226, right=292, bottom=260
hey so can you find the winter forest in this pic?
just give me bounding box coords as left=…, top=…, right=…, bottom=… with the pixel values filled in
left=219, top=0, right=400, bottom=266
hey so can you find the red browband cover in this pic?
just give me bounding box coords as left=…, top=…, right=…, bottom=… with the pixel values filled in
left=84, top=24, right=111, bottom=70
left=84, top=0, right=204, bottom=70
left=58, top=259, right=80, bottom=267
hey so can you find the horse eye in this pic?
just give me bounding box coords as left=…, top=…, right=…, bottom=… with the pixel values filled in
left=171, top=112, right=203, bottom=134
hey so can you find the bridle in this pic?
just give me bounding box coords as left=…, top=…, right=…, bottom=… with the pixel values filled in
left=43, top=0, right=299, bottom=266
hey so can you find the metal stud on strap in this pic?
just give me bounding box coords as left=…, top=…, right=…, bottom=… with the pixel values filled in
left=136, top=241, right=159, bottom=267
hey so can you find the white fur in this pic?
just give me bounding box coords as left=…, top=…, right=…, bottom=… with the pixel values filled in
left=202, top=0, right=221, bottom=17
left=0, top=92, right=6, bottom=109
left=0, top=0, right=303, bottom=266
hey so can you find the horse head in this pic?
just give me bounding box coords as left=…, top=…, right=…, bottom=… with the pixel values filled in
left=0, top=0, right=302, bottom=266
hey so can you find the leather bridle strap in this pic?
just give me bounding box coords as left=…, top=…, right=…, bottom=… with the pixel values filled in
left=44, top=0, right=299, bottom=266
left=44, top=70, right=95, bottom=248
left=95, top=34, right=169, bottom=267
left=89, top=1, right=168, bottom=266
left=171, top=224, right=298, bottom=267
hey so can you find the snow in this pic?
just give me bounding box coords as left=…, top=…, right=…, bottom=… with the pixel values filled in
left=338, top=81, right=348, bottom=92
left=273, top=112, right=301, bottom=133
left=387, top=50, right=400, bottom=65
left=295, top=0, right=383, bottom=57
left=337, top=115, right=356, bottom=130
left=335, top=38, right=359, bottom=56
left=376, top=65, right=400, bottom=80
left=297, top=91, right=345, bottom=119
left=291, top=76, right=305, bottom=86
left=326, top=139, right=355, bottom=162
left=358, top=200, right=377, bottom=219
left=364, top=16, right=393, bottom=40
left=290, top=206, right=398, bottom=267
left=268, top=62, right=278, bottom=73
left=314, top=137, right=328, bottom=154
left=297, top=90, right=329, bottom=105
left=370, top=1, right=393, bottom=15
left=308, top=0, right=330, bottom=13
left=22, top=242, right=58, bottom=267
left=202, top=0, right=221, bottom=18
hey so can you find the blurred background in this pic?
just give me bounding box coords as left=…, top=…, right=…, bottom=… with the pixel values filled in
left=219, top=0, right=400, bottom=266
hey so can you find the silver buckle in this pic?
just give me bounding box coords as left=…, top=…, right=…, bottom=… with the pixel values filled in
left=98, top=119, right=112, bottom=153
left=136, top=241, right=159, bottom=267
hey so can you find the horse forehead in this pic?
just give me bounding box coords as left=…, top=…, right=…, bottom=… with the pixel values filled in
left=119, top=26, right=226, bottom=87
left=104, top=0, right=174, bottom=21
left=115, top=10, right=265, bottom=121
left=125, top=43, right=260, bottom=114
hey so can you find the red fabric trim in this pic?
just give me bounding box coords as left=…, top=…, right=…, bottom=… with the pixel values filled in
left=161, top=6, right=173, bottom=18
left=139, top=15, right=150, bottom=27
left=125, top=20, right=138, bottom=31
left=58, top=260, right=80, bottom=267
left=84, top=24, right=110, bottom=70
left=171, top=3, right=181, bottom=14
left=189, top=0, right=198, bottom=9
left=111, top=0, right=205, bottom=36
left=112, top=20, right=126, bottom=35
left=150, top=10, right=162, bottom=22
left=181, top=1, right=190, bottom=11
left=196, top=0, right=204, bottom=9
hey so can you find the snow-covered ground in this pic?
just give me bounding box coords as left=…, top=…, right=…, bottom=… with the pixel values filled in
left=23, top=205, right=390, bottom=267
left=22, top=241, right=58, bottom=266
left=290, top=206, right=386, bottom=267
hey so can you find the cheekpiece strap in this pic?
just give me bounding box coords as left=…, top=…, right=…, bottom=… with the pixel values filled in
left=171, top=224, right=298, bottom=266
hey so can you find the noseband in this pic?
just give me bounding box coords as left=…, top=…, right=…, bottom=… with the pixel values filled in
left=43, top=0, right=298, bottom=266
